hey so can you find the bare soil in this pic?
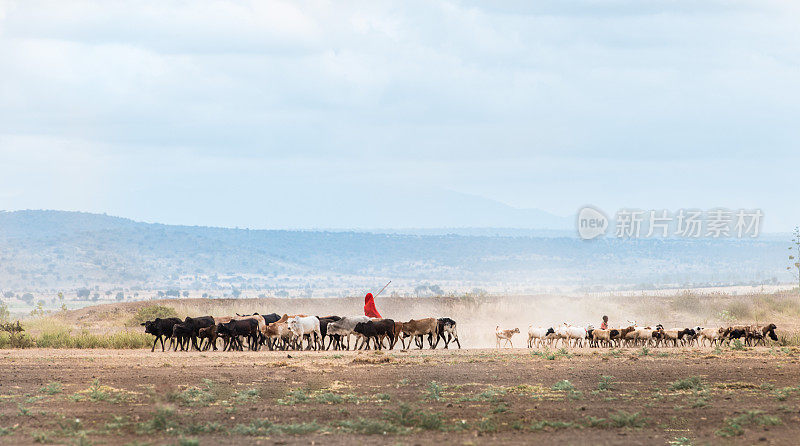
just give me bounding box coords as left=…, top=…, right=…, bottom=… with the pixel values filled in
left=1, top=347, right=799, bottom=445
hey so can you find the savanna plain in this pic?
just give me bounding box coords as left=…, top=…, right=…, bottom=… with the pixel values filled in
left=1, top=292, right=800, bottom=445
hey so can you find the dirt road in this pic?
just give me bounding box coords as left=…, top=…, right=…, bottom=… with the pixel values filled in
left=1, top=347, right=799, bottom=445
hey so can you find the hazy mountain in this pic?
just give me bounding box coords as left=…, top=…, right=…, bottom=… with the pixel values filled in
left=0, top=210, right=788, bottom=294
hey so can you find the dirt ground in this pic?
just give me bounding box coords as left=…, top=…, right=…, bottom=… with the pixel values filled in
left=1, top=346, right=799, bottom=445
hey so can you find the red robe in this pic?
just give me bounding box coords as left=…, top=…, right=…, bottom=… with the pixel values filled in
left=364, top=293, right=382, bottom=318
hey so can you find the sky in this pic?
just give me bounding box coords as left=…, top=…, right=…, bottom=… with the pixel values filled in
left=0, top=0, right=798, bottom=230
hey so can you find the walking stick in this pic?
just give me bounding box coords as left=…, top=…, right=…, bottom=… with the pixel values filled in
left=373, top=281, right=392, bottom=298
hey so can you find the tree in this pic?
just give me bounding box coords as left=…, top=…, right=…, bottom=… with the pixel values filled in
left=182, top=291, right=189, bottom=297
left=788, top=226, right=800, bottom=291
left=115, top=292, right=125, bottom=301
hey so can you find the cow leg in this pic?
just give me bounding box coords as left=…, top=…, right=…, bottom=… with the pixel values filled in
left=151, top=336, right=159, bottom=353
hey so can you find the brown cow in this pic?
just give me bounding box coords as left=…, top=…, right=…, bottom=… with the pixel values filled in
left=400, top=318, right=440, bottom=349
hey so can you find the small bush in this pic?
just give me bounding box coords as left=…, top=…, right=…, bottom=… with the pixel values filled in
left=597, top=376, right=615, bottom=391
left=552, top=380, right=575, bottom=391
left=127, top=305, right=179, bottom=327
left=169, top=380, right=217, bottom=407
left=425, top=381, right=443, bottom=401
left=530, top=420, right=575, bottom=431
left=335, top=418, right=405, bottom=435
left=715, top=410, right=782, bottom=437
left=40, top=382, right=62, bottom=395
left=609, top=411, right=646, bottom=428
left=670, top=377, right=705, bottom=391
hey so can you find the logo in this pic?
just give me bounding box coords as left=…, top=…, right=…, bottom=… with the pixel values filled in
left=577, top=206, right=608, bottom=240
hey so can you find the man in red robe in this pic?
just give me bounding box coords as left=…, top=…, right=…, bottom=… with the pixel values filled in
left=364, top=292, right=382, bottom=318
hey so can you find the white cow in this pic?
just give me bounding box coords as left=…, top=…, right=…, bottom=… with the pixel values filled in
left=557, top=323, right=587, bottom=348
left=288, top=316, right=322, bottom=350
left=527, top=326, right=551, bottom=349
left=325, top=316, right=370, bottom=350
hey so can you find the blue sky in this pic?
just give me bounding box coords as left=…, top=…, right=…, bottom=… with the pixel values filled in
left=0, top=1, right=798, bottom=230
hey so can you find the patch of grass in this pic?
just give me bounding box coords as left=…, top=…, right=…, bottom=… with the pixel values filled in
left=18, top=403, right=31, bottom=416
left=609, top=411, right=647, bottom=428
left=529, top=420, right=576, bottom=431
left=232, top=388, right=259, bottom=403
left=40, top=382, right=63, bottom=395
left=597, top=375, right=615, bottom=391
left=375, top=393, right=391, bottom=401
left=583, top=416, right=608, bottom=428
left=0, top=425, right=17, bottom=436
left=32, top=431, right=50, bottom=443
left=335, top=418, right=406, bottom=435
left=638, top=346, right=651, bottom=356
left=234, top=419, right=326, bottom=435
left=278, top=389, right=310, bottom=405
left=668, top=437, right=693, bottom=445
left=730, top=339, right=747, bottom=351
left=168, top=380, right=217, bottom=407
left=184, top=422, right=225, bottom=434
left=715, top=410, right=782, bottom=437
left=457, top=388, right=506, bottom=403
left=178, top=438, right=199, bottom=446
left=425, top=381, right=443, bottom=401
left=772, top=386, right=800, bottom=401
left=383, top=403, right=444, bottom=430
left=477, top=416, right=498, bottom=433
left=35, top=327, right=151, bottom=349
left=670, top=377, right=705, bottom=391
left=136, top=407, right=178, bottom=434
left=551, top=380, right=575, bottom=391
left=531, top=347, right=572, bottom=360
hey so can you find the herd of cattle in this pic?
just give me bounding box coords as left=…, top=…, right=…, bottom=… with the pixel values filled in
left=141, top=313, right=460, bottom=352
left=494, top=322, right=779, bottom=349
left=141, top=313, right=780, bottom=352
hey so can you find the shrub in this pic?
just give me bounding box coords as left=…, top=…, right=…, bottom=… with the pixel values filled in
left=715, top=410, right=781, bottom=437
left=609, top=410, right=647, bottom=428
left=670, top=377, right=705, bottom=391
left=127, top=305, right=179, bottom=327
left=552, top=380, right=575, bottom=391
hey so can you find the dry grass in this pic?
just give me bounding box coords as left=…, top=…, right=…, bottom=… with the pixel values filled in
left=11, top=291, right=800, bottom=348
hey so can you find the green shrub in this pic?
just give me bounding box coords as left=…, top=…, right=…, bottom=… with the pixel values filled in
left=715, top=410, right=782, bottom=437
left=0, top=331, right=35, bottom=348
left=552, top=380, right=575, bottom=391
left=127, top=305, right=179, bottom=327
left=609, top=411, right=646, bottom=428
left=335, top=418, right=404, bottom=435
left=670, top=377, right=705, bottom=391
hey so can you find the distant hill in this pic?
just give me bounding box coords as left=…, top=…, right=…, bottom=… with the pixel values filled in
left=0, top=210, right=788, bottom=294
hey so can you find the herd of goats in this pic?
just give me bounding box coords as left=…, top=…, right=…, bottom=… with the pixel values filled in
left=496, top=322, right=779, bottom=349
left=141, top=313, right=460, bottom=352
left=142, top=312, right=780, bottom=352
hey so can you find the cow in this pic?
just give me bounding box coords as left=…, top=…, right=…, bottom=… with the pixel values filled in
left=400, top=318, right=439, bottom=349
left=317, top=316, right=341, bottom=350
left=217, top=319, right=260, bottom=351
left=171, top=323, right=193, bottom=351
left=353, top=319, right=395, bottom=350
left=496, top=326, right=520, bottom=348
left=437, top=318, right=461, bottom=349
left=182, top=316, right=216, bottom=351
left=141, top=317, right=182, bottom=352
left=288, top=316, right=322, bottom=350
left=197, top=325, right=218, bottom=351
left=326, top=316, right=370, bottom=350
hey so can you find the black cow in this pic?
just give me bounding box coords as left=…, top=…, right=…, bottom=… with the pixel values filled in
left=218, top=319, right=260, bottom=351
left=317, top=316, right=341, bottom=350
left=171, top=323, right=193, bottom=351
left=141, top=317, right=182, bottom=352
left=182, top=316, right=216, bottom=351
left=354, top=319, right=395, bottom=350
left=436, top=318, right=461, bottom=349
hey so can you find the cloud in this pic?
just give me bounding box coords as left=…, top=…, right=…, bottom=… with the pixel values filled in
left=0, top=0, right=798, bottom=229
